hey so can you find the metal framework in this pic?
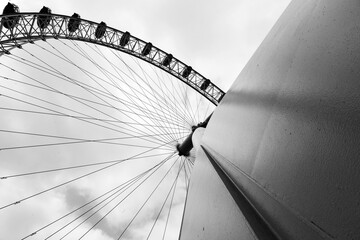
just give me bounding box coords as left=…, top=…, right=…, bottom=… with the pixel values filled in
left=0, top=13, right=225, bottom=105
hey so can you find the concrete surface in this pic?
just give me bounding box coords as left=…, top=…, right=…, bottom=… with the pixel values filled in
left=181, top=0, right=360, bottom=239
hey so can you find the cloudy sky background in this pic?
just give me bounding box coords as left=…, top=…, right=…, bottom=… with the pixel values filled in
left=0, top=0, right=290, bottom=239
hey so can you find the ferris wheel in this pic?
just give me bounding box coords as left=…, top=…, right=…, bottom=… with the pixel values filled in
left=0, top=3, right=225, bottom=240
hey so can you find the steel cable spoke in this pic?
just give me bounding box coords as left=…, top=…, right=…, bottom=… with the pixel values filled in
left=0, top=15, right=218, bottom=238
left=146, top=158, right=184, bottom=240
left=42, top=42, right=177, bottom=145
left=74, top=42, right=178, bottom=143
left=115, top=156, right=182, bottom=240
left=0, top=142, right=175, bottom=211
left=0, top=152, right=173, bottom=180
left=76, top=155, right=178, bottom=239
left=44, top=153, right=176, bottom=240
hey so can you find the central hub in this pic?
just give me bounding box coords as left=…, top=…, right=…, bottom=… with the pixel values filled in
left=176, top=114, right=212, bottom=156
left=176, top=131, right=195, bottom=156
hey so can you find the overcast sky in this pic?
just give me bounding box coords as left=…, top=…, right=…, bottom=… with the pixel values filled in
left=0, top=1, right=291, bottom=239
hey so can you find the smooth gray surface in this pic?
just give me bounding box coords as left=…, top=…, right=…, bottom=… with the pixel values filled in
left=179, top=146, right=257, bottom=240
left=202, top=0, right=360, bottom=239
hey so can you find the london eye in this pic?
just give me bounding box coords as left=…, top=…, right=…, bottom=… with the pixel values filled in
left=0, top=3, right=224, bottom=239
left=4, top=1, right=348, bottom=240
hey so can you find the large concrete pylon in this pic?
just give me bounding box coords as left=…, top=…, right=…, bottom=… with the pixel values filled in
left=180, top=0, right=360, bottom=239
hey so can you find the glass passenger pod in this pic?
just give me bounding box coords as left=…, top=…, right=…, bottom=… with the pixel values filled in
left=217, top=93, right=225, bottom=102
left=37, top=6, right=52, bottom=29
left=182, top=66, right=192, bottom=78
left=162, top=54, right=173, bottom=66
left=68, top=13, right=81, bottom=33
left=141, top=42, right=152, bottom=56
left=2, top=2, right=20, bottom=29
left=200, top=79, right=211, bottom=91
left=120, top=31, right=130, bottom=47
left=95, top=21, right=107, bottom=39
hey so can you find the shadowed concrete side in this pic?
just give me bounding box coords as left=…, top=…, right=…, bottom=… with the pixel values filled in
left=180, top=0, right=360, bottom=239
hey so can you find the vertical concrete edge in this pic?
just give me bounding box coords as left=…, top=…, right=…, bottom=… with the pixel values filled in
left=201, top=145, right=280, bottom=240
left=202, top=143, right=334, bottom=240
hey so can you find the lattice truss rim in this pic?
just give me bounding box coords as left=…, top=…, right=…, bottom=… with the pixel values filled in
left=0, top=12, right=225, bottom=105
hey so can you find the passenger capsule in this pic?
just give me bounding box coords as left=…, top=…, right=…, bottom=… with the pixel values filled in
left=200, top=79, right=211, bottom=91
left=95, top=21, right=106, bottom=39
left=141, top=42, right=152, bottom=56
left=68, top=13, right=81, bottom=33
left=2, top=2, right=20, bottom=29
left=162, top=54, right=173, bottom=66
left=37, top=6, right=52, bottom=29
left=218, top=93, right=225, bottom=102
left=120, top=31, right=130, bottom=46
left=182, top=66, right=192, bottom=78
